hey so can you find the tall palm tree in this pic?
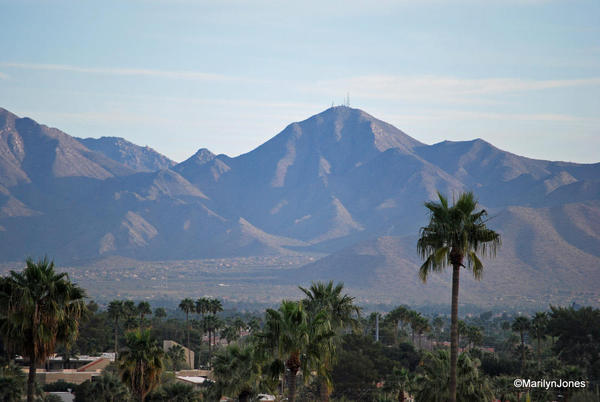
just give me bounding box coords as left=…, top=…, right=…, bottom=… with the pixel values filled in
left=123, top=300, right=138, bottom=330
left=202, top=314, right=223, bottom=364
left=512, top=316, right=531, bottom=374
left=415, top=315, right=431, bottom=350
left=153, top=307, right=166, bottom=322
left=137, top=301, right=152, bottom=328
left=383, top=367, right=413, bottom=402
left=407, top=310, right=422, bottom=345
left=415, top=350, right=493, bottom=402
left=108, top=300, right=124, bottom=357
left=432, top=316, right=445, bottom=342
left=530, top=312, right=548, bottom=368
left=0, top=257, right=87, bottom=402
left=417, top=191, right=500, bottom=402
left=195, top=297, right=210, bottom=319
left=385, top=306, right=409, bottom=345
left=178, top=298, right=195, bottom=369
left=212, top=343, right=264, bottom=402
left=118, top=329, right=164, bottom=402
left=300, top=281, right=359, bottom=401
left=233, top=317, right=246, bottom=337
left=209, top=298, right=223, bottom=315
left=259, top=300, right=331, bottom=402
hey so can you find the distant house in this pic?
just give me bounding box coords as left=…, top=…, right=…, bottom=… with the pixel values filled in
left=174, top=369, right=213, bottom=389
left=25, top=357, right=111, bottom=385
left=47, top=392, right=75, bottom=402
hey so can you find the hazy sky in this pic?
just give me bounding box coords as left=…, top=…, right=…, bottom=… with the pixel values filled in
left=1, top=0, right=599, bottom=163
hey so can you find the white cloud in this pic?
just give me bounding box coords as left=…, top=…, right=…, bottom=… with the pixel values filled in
left=0, top=62, right=242, bottom=82
left=310, top=75, right=600, bottom=103
left=0, top=72, right=8, bottom=79
left=383, top=110, right=597, bottom=124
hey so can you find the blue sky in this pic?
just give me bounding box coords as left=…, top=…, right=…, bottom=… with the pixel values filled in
left=1, top=0, right=598, bottom=162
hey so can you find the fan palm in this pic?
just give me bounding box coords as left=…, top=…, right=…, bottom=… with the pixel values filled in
left=137, top=301, right=152, bottom=328
left=512, top=316, right=531, bottom=374
left=417, top=191, right=500, bottom=402
left=385, top=306, right=410, bottom=345
left=300, top=281, right=359, bottom=402
left=0, top=257, right=87, bottom=402
left=202, top=314, right=223, bottom=365
left=212, top=343, right=263, bottom=402
left=259, top=300, right=331, bottom=402
left=415, top=350, right=493, bottom=402
left=209, top=298, right=223, bottom=315
left=108, top=300, right=124, bottom=356
left=530, top=312, right=548, bottom=368
left=118, top=329, right=164, bottom=402
left=178, top=298, right=195, bottom=369
left=195, top=297, right=210, bottom=318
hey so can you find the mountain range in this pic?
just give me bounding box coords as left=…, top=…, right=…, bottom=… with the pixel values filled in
left=0, top=106, right=598, bottom=306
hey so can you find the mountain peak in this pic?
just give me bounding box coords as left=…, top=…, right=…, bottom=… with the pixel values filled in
left=190, top=148, right=216, bottom=164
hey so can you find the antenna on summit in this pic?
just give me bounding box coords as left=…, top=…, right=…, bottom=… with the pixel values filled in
left=345, top=92, right=350, bottom=107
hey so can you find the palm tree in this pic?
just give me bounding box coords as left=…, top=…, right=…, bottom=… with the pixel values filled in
left=212, top=343, right=264, bottom=402
left=415, top=350, right=493, bottom=402
left=512, top=316, right=531, bottom=374
left=417, top=191, right=500, bottom=402
left=300, top=281, right=359, bottom=401
left=259, top=300, right=331, bottom=402
left=179, top=298, right=195, bottom=369
left=153, top=307, right=166, bottom=322
left=137, top=301, right=152, bottom=328
left=407, top=310, right=422, bottom=345
left=147, top=382, right=202, bottom=402
left=432, top=316, right=445, bottom=343
left=386, top=306, right=410, bottom=345
left=209, top=298, right=223, bottom=315
left=0, top=360, right=26, bottom=402
left=383, top=366, right=413, bottom=402
left=166, top=344, right=187, bottom=371
left=233, top=317, right=246, bottom=337
left=202, top=314, right=223, bottom=364
left=0, top=257, right=87, bottom=402
left=530, top=312, right=548, bottom=368
left=119, top=329, right=164, bottom=402
left=465, top=325, right=483, bottom=350
left=195, top=297, right=210, bottom=319
left=415, top=315, right=431, bottom=350
left=123, top=300, right=138, bottom=330
left=108, top=300, right=125, bottom=357
left=222, top=325, right=240, bottom=344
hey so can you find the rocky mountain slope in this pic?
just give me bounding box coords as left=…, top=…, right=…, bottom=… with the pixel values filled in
left=0, top=106, right=598, bottom=306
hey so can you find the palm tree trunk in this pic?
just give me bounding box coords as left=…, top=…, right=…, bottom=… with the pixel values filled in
left=208, top=329, right=212, bottom=365
left=398, top=387, right=405, bottom=402
left=114, top=318, right=119, bottom=357
left=521, top=332, right=526, bottom=374
left=27, top=360, right=36, bottom=402
left=186, top=312, right=191, bottom=370
left=287, top=368, right=298, bottom=402
left=449, top=264, right=460, bottom=402
left=286, top=352, right=301, bottom=402
left=537, top=335, right=541, bottom=368
left=239, top=391, right=250, bottom=402
left=319, top=377, right=330, bottom=402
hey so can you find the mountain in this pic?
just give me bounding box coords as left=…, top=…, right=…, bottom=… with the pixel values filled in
left=77, top=136, right=175, bottom=172
left=0, top=105, right=598, bottom=306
